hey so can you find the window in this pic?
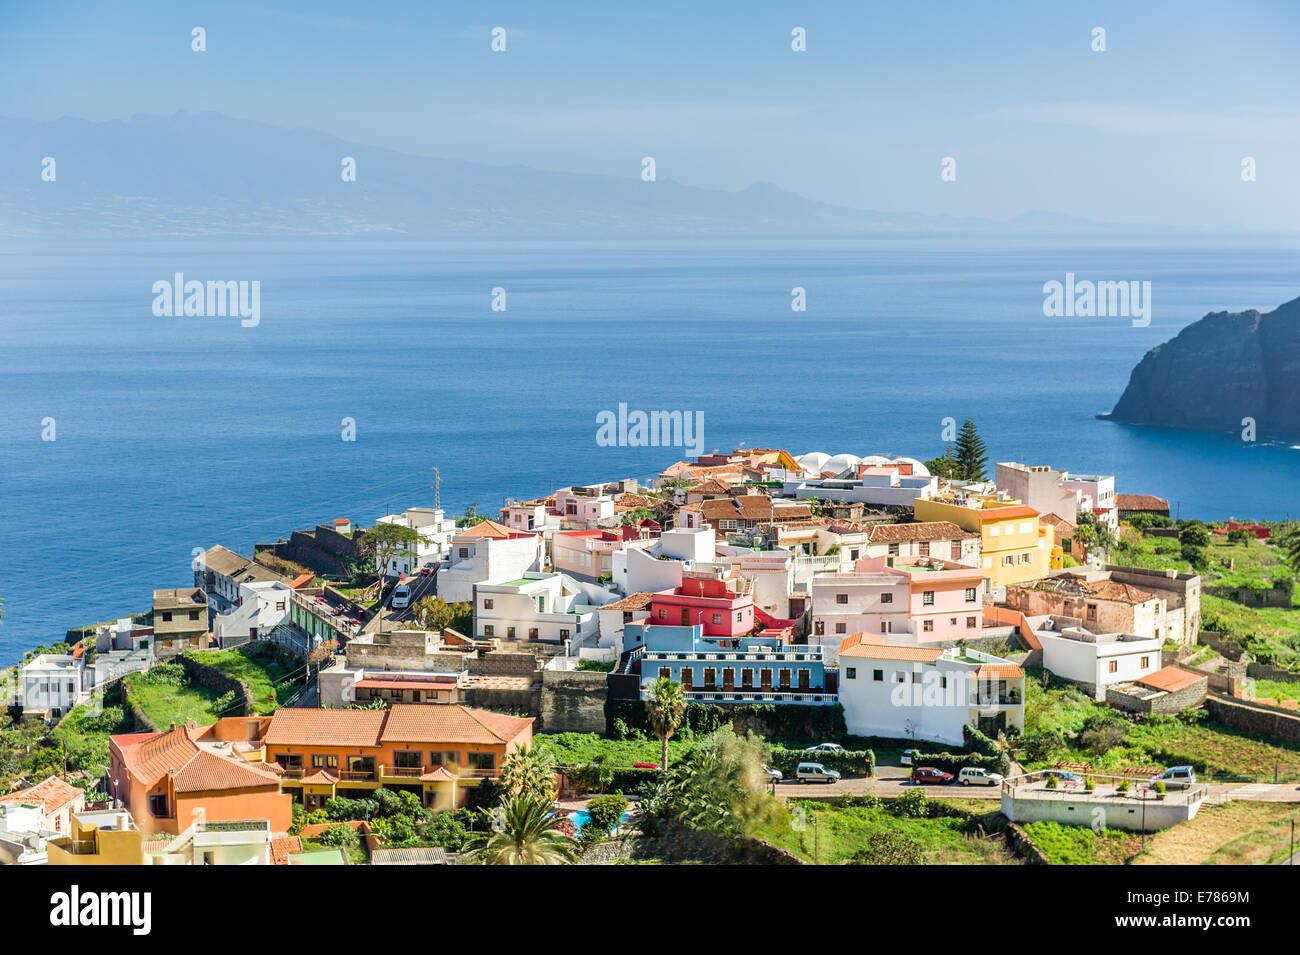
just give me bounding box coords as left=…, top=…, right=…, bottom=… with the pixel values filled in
left=1140, top=656, right=1150, bottom=668
left=835, top=593, right=848, bottom=605
left=458, top=547, right=469, bottom=558
left=922, top=590, right=935, bottom=606
left=658, top=608, right=667, bottom=620
left=880, top=593, right=893, bottom=604
left=894, top=671, right=906, bottom=683
left=888, top=543, right=900, bottom=556
left=1062, top=539, right=1072, bottom=553
left=712, top=613, right=722, bottom=625
left=483, top=599, right=494, bottom=609
left=923, top=620, right=934, bottom=632
left=162, top=611, right=173, bottom=622
left=484, top=626, right=495, bottom=637
left=846, top=667, right=856, bottom=680
left=507, top=627, right=516, bottom=639
left=560, top=628, right=570, bottom=639
left=466, top=752, right=496, bottom=773
left=148, top=794, right=169, bottom=818
left=965, top=588, right=977, bottom=602
left=989, top=526, right=999, bottom=537
left=528, top=628, right=539, bottom=639
left=834, top=622, right=846, bottom=634
left=1108, top=660, right=1118, bottom=674
left=814, top=621, right=825, bottom=636
left=951, top=542, right=962, bottom=560
left=1003, top=555, right=1014, bottom=567
left=276, top=601, right=285, bottom=611
left=949, top=618, right=957, bottom=626
left=873, top=669, right=884, bottom=682
left=393, top=750, right=422, bottom=769
left=1020, top=553, right=1031, bottom=564
left=918, top=541, right=930, bottom=557
left=735, top=611, right=742, bottom=622
left=911, top=672, right=921, bottom=684
left=429, top=750, right=460, bottom=768
left=659, top=667, right=671, bottom=680
left=189, top=610, right=200, bottom=620
left=967, top=616, right=977, bottom=628
left=849, top=549, right=859, bottom=560
left=311, top=754, right=338, bottom=769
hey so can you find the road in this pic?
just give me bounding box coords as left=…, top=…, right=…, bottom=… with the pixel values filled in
left=363, top=570, right=439, bottom=634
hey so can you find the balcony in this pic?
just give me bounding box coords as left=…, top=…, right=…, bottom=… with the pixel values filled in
left=339, top=770, right=378, bottom=782
left=381, top=765, right=424, bottom=779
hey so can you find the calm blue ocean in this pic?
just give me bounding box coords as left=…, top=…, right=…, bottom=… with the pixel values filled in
left=2, top=235, right=1299, bottom=665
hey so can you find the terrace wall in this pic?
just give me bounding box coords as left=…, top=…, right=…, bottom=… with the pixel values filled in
left=1205, top=695, right=1300, bottom=745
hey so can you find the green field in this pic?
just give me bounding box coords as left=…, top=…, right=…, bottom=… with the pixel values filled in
left=1021, top=821, right=1138, bottom=865
left=184, top=648, right=301, bottom=714
left=765, top=798, right=1017, bottom=865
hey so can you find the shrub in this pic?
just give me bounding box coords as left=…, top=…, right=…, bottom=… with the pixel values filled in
left=1018, top=730, right=1065, bottom=762
left=908, top=750, right=1010, bottom=777
left=1116, top=779, right=1130, bottom=793
left=1081, top=724, right=1128, bottom=755
left=318, top=823, right=359, bottom=848
left=767, top=747, right=874, bottom=777
left=586, top=793, right=629, bottom=833
left=894, top=787, right=927, bottom=818
left=324, top=796, right=374, bottom=821
left=846, top=830, right=924, bottom=865
left=1045, top=774, right=1059, bottom=789
left=426, top=811, right=468, bottom=851
left=962, top=723, right=1002, bottom=758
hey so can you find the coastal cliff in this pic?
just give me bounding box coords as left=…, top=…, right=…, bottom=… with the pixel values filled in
left=1104, top=295, right=1300, bottom=437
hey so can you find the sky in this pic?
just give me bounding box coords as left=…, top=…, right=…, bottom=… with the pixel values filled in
left=1, top=0, right=1299, bottom=228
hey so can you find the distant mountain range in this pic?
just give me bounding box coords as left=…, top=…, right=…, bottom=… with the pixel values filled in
left=0, top=111, right=1119, bottom=239
left=1103, top=295, right=1300, bottom=438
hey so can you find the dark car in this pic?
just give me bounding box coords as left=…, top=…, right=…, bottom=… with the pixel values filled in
left=911, top=767, right=954, bottom=785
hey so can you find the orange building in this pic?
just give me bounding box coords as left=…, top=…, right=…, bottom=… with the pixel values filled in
left=262, top=704, right=533, bottom=811
left=108, top=724, right=292, bottom=837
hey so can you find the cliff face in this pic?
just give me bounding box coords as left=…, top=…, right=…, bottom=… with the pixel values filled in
left=1106, top=295, right=1300, bottom=436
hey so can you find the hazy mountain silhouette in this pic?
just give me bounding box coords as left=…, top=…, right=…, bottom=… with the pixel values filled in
left=0, top=111, right=1108, bottom=238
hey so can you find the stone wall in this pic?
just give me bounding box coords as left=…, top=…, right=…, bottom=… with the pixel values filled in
left=179, top=654, right=253, bottom=716
left=464, top=686, right=539, bottom=717
left=1198, top=631, right=1247, bottom=662
left=1206, top=695, right=1300, bottom=745
left=1106, top=671, right=1207, bottom=715
left=538, top=669, right=608, bottom=733
left=1246, top=662, right=1300, bottom=684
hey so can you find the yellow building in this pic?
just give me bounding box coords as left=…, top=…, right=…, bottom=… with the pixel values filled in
left=47, top=809, right=146, bottom=865
left=914, top=495, right=1054, bottom=588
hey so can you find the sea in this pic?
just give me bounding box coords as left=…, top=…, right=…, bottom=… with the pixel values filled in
left=2, top=234, right=1299, bottom=665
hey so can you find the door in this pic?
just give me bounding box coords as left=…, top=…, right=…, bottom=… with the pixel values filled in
left=723, top=669, right=734, bottom=691
left=681, top=608, right=690, bottom=626
left=798, top=670, right=810, bottom=690
left=761, top=670, right=772, bottom=690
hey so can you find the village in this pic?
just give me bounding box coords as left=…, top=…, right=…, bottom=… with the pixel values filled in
left=4, top=424, right=1300, bottom=866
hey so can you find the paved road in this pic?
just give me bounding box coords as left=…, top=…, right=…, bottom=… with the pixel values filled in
left=362, top=571, right=439, bottom=634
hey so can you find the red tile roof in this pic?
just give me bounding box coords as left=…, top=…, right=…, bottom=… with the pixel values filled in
left=270, top=836, right=302, bottom=865
left=262, top=709, right=389, bottom=748
left=0, top=776, right=84, bottom=815
left=864, top=521, right=980, bottom=542
left=263, top=704, right=533, bottom=749
left=1116, top=494, right=1170, bottom=512
left=171, top=751, right=282, bottom=793
left=599, top=592, right=655, bottom=611
left=1136, top=666, right=1205, bottom=693
left=838, top=633, right=943, bottom=662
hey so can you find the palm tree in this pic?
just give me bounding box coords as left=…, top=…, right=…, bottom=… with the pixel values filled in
left=646, top=676, right=687, bottom=770
left=1281, top=526, right=1300, bottom=570
left=462, top=793, right=579, bottom=865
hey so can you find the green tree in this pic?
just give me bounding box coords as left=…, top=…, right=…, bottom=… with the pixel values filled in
left=953, top=419, right=988, bottom=482
left=362, top=522, right=430, bottom=590
left=1179, top=523, right=1211, bottom=548
left=645, top=677, right=687, bottom=770
left=923, top=446, right=957, bottom=480
left=463, top=793, right=580, bottom=865
left=318, top=823, right=359, bottom=848
left=1073, top=511, right=1117, bottom=559
left=498, top=744, right=557, bottom=804
left=1280, top=527, right=1300, bottom=570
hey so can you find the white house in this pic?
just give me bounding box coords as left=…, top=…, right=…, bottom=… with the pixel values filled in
left=1033, top=618, right=1164, bottom=700
left=472, top=572, right=610, bottom=645
left=212, top=580, right=294, bottom=647
left=194, top=545, right=289, bottom=612
left=837, top=634, right=1025, bottom=747
left=21, top=653, right=88, bottom=719
left=377, top=507, right=459, bottom=577
left=554, top=485, right=615, bottom=526
left=438, top=520, right=545, bottom=603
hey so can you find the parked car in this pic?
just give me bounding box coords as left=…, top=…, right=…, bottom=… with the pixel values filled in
left=390, top=584, right=412, bottom=609
left=762, top=765, right=783, bottom=783
left=418, top=566, right=434, bottom=576
left=1150, top=766, right=1197, bottom=790
left=911, top=767, right=954, bottom=785
left=957, top=767, right=1004, bottom=787
left=901, top=749, right=917, bottom=766
left=796, top=762, right=840, bottom=783
left=804, top=742, right=844, bottom=753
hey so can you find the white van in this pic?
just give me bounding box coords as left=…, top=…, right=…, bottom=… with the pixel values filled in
left=796, top=762, right=841, bottom=784
left=390, top=584, right=412, bottom=609
left=957, top=767, right=1004, bottom=787
left=1151, top=766, right=1197, bottom=790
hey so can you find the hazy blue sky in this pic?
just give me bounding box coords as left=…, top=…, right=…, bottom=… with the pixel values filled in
left=2, top=0, right=1298, bottom=227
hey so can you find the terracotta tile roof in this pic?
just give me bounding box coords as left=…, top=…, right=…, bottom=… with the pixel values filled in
left=379, top=705, right=533, bottom=746
left=1039, top=512, right=1076, bottom=532
left=975, top=664, right=1025, bottom=679
left=697, top=497, right=812, bottom=522
left=614, top=493, right=658, bottom=510
left=0, top=776, right=84, bottom=814
left=171, top=750, right=281, bottom=792
left=299, top=768, right=338, bottom=785
left=270, top=836, right=302, bottom=866
left=289, top=573, right=316, bottom=590
left=864, top=521, right=980, bottom=542
left=263, top=709, right=389, bottom=748
left=1116, top=494, right=1170, bottom=511
left=838, top=633, right=944, bottom=662
left=418, top=766, right=456, bottom=782
left=1081, top=579, right=1156, bottom=604
left=659, top=461, right=744, bottom=481
left=455, top=518, right=527, bottom=540
left=117, top=726, right=202, bottom=787
left=599, top=592, right=656, bottom=611
left=1136, top=666, right=1205, bottom=693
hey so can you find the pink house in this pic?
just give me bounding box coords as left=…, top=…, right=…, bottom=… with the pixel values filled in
left=811, top=555, right=985, bottom=645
